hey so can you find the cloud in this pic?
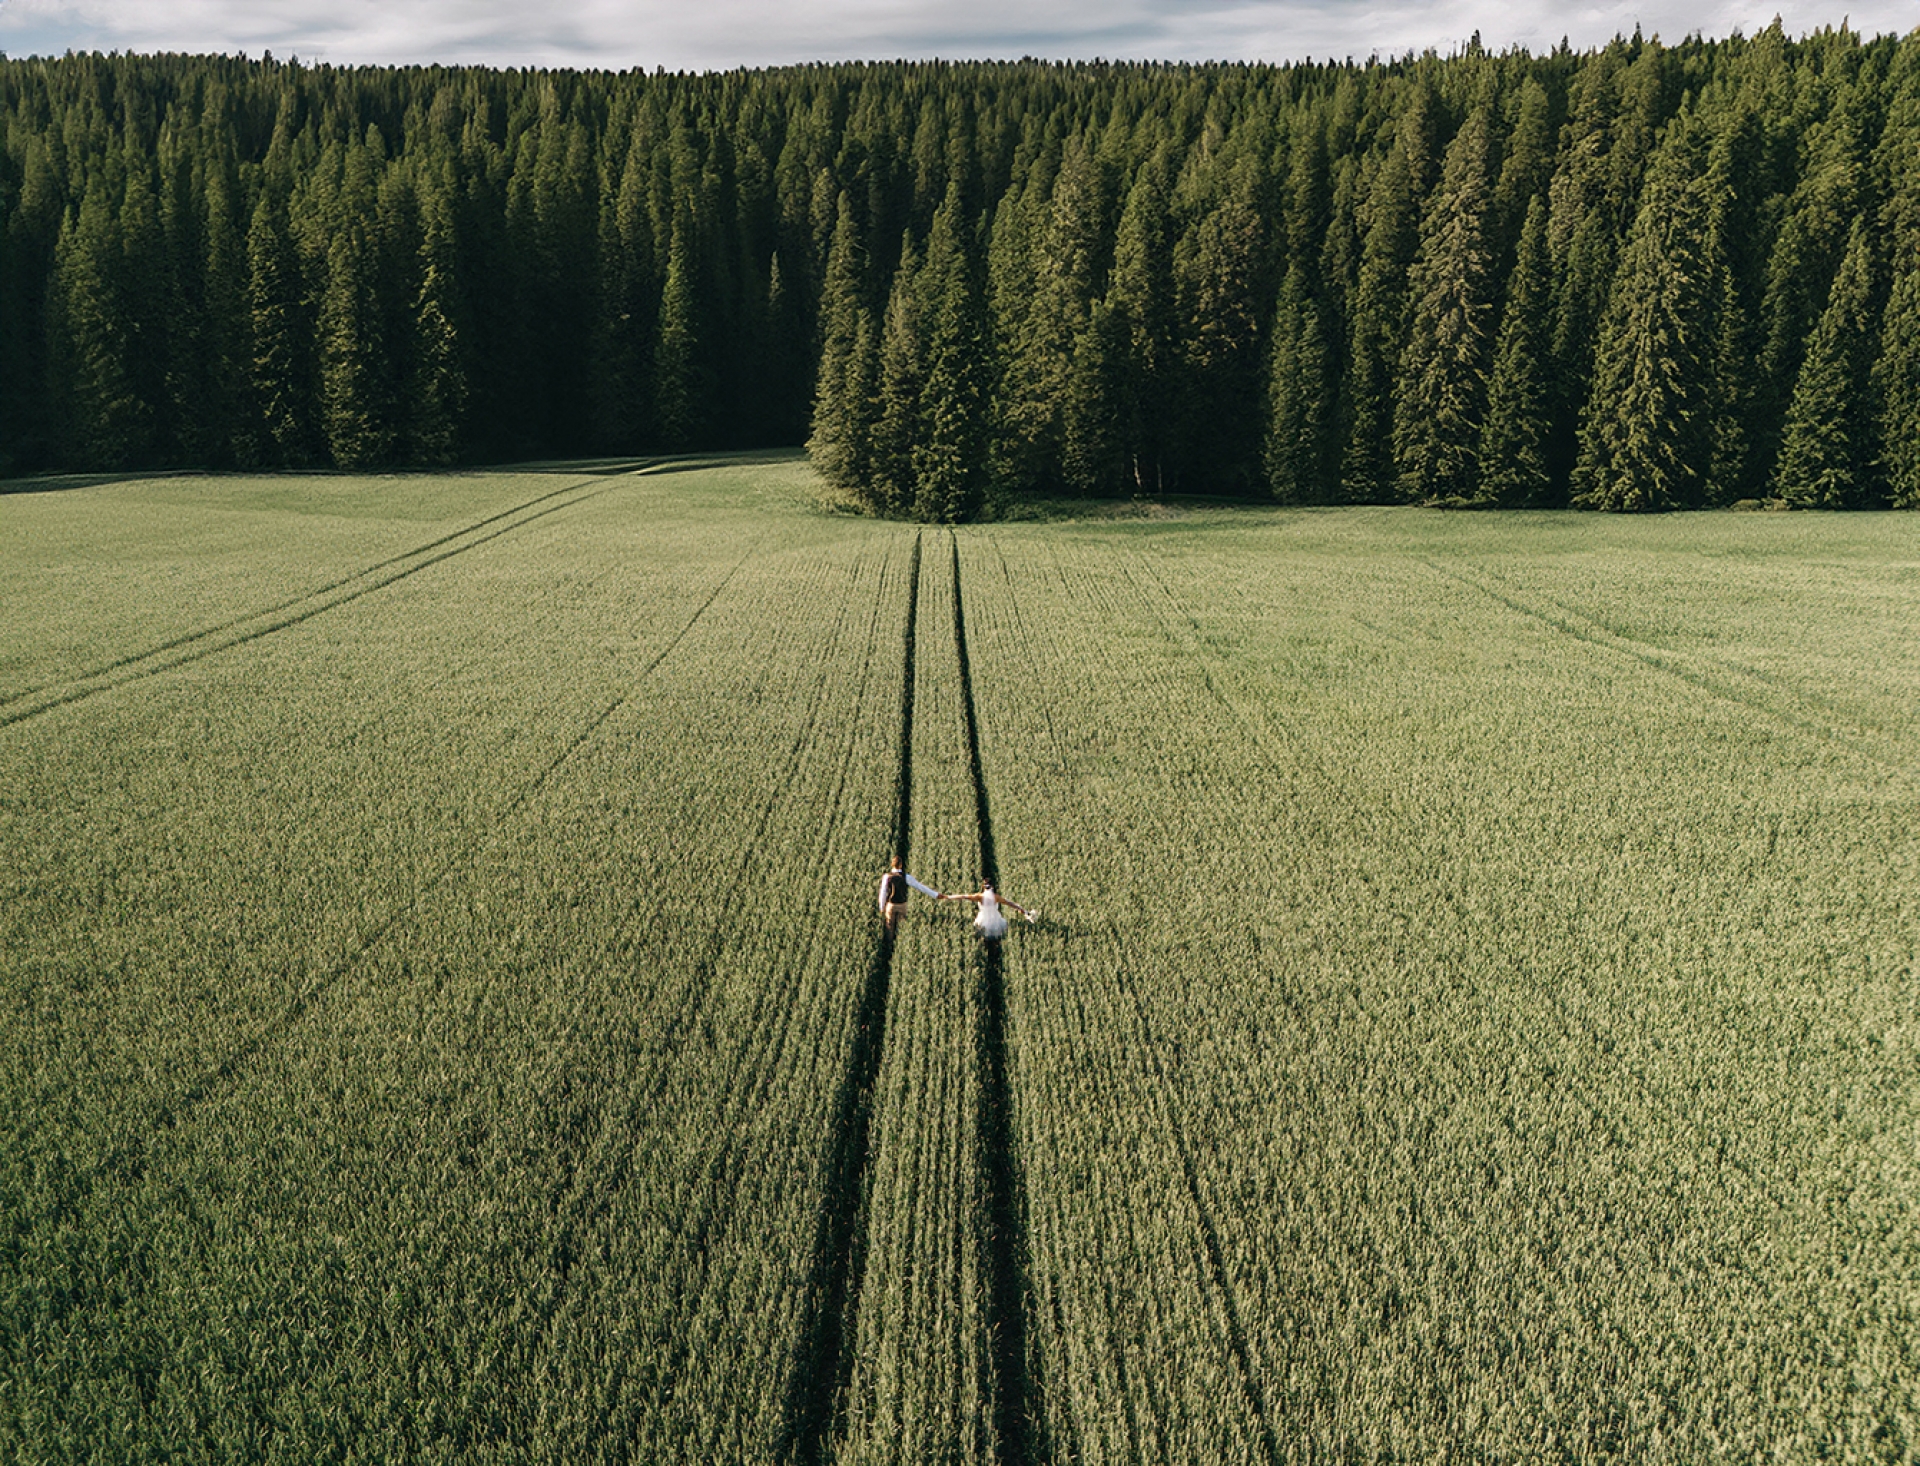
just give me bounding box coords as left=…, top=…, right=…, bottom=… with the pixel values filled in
left=1, top=0, right=1912, bottom=71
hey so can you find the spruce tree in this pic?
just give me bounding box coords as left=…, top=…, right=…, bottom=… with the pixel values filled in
left=1172, top=169, right=1270, bottom=494
left=1105, top=150, right=1175, bottom=493
left=1571, top=119, right=1714, bottom=512
left=869, top=235, right=924, bottom=514
left=318, top=228, right=390, bottom=468
left=53, top=168, right=160, bottom=470
left=807, top=194, right=874, bottom=498
left=246, top=191, right=310, bottom=466
left=198, top=148, right=250, bottom=468
left=1393, top=98, right=1498, bottom=503
left=1342, top=88, right=1432, bottom=501
left=1062, top=297, right=1128, bottom=496
left=653, top=202, right=705, bottom=451
left=407, top=166, right=467, bottom=465
left=1264, top=260, right=1332, bottom=502
left=1878, top=262, right=1920, bottom=508
left=1773, top=220, right=1881, bottom=507
left=1873, top=38, right=1920, bottom=510
left=1477, top=194, right=1554, bottom=507
left=913, top=186, right=990, bottom=523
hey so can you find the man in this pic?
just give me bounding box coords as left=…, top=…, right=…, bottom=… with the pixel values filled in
left=876, top=854, right=940, bottom=931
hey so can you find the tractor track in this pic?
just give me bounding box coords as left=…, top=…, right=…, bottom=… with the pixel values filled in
left=0, top=463, right=657, bottom=731
left=783, top=532, right=922, bottom=1465
left=950, top=531, right=1042, bottom=1466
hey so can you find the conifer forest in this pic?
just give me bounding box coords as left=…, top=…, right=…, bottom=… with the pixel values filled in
left=5, top=32, right=1920, bottom=508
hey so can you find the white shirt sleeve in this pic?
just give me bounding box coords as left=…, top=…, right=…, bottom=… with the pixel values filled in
left=905, top=873, right=939, bottom=898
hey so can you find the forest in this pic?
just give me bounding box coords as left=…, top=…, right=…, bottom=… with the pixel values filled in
left=2, top=29, right=1918, bottom=515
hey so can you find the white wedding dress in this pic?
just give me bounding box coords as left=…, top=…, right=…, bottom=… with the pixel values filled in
left=974, top=890, right=1009, bottom=939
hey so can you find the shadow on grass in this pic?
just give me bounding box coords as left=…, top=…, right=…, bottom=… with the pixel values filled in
left=0, top=446, right=810, bottom=496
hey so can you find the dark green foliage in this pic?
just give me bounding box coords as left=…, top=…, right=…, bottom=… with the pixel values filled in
left=869, top=235, right=925, bottom=513
left=1879, top=263, right=1920, bottom=507
left=1264, top=260, right=1333, bottom=502
left=913, top=188, right=991, bottom=522
left=1477, top=195, right=1555, bottom=506
left=1572, top=118, right=1715, bottom=512
left=1393, top=97, right=1498, bottom=503
left=806, top=193, right=872, bottom=498
left=1774, top=220, right=1882, bottom=506
left=1342, top=91, right=1433, bottom=502
left=1, top=42, right=1916, bottom=515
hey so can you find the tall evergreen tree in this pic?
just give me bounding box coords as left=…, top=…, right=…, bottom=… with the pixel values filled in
left=246, top=190, right=311, bottom=465
left=1773, top=220, right=1882, bottom=507
left=406, top=165, right=468, bottom=465
left=1872, top=37, right=1920, bottom=509
left=913, top=186, right=991, bottom=523
left=869, top=234, right=924, bottom=514
left=1393, top=96, right=1498, bottom=503
left=1105, top=148, right=1176, bottom=492
left=1571, top=118, right=1714, bottom=511
left=1342, top=88, right=1433, bottom=501
left=653, top=201, right=706, bottom=450
left=1172, top=166, right=1271, bottom=493
left=1263, top=260, right=1332, bottom=502
left=1879, top=260, right=1920, bottom=508
left=807, top=193, right=874, bottom=497
left=1477, top=194, right=1555, bottom=507
left=318, top=226, right=390, bottom=468
left=49, top=170, right=152, bottom=468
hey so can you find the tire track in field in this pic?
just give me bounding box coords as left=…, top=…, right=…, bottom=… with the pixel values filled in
left=783, top=532, right=921, bottom=1466
left=1424, top=558, right=1916, bottom=782
left=949, top=531, right=1042, bottom=1466
left=0, top=463, right=656, bottom=731
left=499, top=543, right=906, bottom=1429
left=78, top=547, right=752, bottom=1206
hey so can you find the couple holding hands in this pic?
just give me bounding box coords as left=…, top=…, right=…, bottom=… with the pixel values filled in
left=877, top=855, right=1035, bottom=939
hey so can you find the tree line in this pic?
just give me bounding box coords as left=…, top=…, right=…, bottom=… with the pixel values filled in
left=3, top=32, right=1917, bottom=513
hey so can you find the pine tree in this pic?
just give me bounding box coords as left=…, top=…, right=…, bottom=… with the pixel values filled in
left=1, top=133, right=66, bottom=472
left=1873, top=38, right=1920, bottom=510
left=1393, top=97, right=1498, bottom=503
left=807, top=194, right=874, bottom=497
left=1477, top=194, right=1554, bottom=507
left=1773, top=220, right=1881, bottom=507
left=1700, top=99, right=1768, bottom=502
left=1879, top=262, right=1920, bottom=508
left=198, top=146, right=250, bottom=468
left=869, top=234, right=924, bottom=514
left=49, top=171, right=151, bottom=469
left=319, top=227, right=390, bottom=468
left=595, top=118, right=659, bottom=452
left=1752, top=85, right=1868, bottom=486
left=246, top=190, right=311, bottom=465
left=1172, top=167, right=1270, bottom=494
left=1062, top=297, right=1128, bottom=496
left=1342, top=88, right=1433, bottom=501
left=1571, top=119, right=1714, bottom=512
left=1263, top=260, right=1332, bottom=502
left=653, top=201, right=705, bottom=450
left=1105, top=149, right=1176, bottom=492
left=406, top=165, right=467, bottom=465
left=913, top=186, right=991, bottom=523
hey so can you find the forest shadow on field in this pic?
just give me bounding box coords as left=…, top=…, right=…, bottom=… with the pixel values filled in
left=0, top=449, right=808, bottom=496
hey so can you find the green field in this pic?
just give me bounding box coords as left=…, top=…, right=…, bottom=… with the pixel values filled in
left=4, top=458, right=1916, bottom=1462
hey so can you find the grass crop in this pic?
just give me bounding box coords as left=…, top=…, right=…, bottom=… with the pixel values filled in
left=961, top=507, right=1919, bottom=1461
left=4, top=469, right=1916, bottom=1461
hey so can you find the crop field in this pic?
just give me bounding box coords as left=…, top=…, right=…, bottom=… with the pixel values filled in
left=3, top=457, right=1917, bottom=1463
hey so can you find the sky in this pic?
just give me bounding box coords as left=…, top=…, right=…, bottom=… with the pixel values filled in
left=0, top=0, right=1912, bottom=73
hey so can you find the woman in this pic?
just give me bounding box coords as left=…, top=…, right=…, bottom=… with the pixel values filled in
left=941, top=880, right=1033, bottom=939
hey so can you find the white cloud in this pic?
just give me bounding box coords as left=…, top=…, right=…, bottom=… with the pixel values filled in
left=1, top=0, right=1912, bottom=70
